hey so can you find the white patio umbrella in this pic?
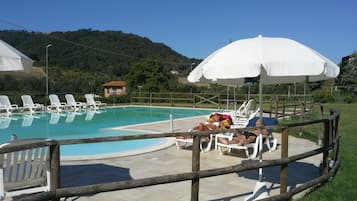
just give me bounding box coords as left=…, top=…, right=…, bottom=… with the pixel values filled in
left=188, top=35, right=340, bottom=200
left=0, top=39, right=33, bottom=72
left=188, top=35, right=339, bottom=117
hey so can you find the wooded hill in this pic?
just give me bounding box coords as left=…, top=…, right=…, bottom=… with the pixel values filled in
left=0, top=30, right=355, bottom=103
left=0, top=29, right=200, bottom=94
left=0, top=29, right=196, bottom=75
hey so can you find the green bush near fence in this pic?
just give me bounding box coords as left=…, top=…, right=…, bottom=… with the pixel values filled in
left=312, top=89, right=334, bottom=103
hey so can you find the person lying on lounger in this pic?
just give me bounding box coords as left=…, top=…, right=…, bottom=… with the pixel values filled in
left=192, top=113, right=232, bottom=131
left=176, top=113, right=232, bottom=139
left=218, top=118, right=268, bottom=145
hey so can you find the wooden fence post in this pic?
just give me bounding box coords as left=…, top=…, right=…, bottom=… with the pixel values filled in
left=191, top=135, right=200, bottom=201
left=49, top=143, right=60, bottom=201
left=280, top=127, right=289, bottom=194
left=333, top=115, right=340, bottom=162
left=322, top=120, right=330, bottom=175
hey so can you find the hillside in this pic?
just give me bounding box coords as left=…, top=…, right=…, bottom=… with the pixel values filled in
left=0, top=29, right=198, bottom=77
left=0, top=30, right=202, bottom=94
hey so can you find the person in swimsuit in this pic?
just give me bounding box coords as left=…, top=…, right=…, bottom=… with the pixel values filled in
left=218, top=118, right=268, bottom=145
left=191, top=113, right=232, bottom=131
left=176, top=113, right=232, bottom=139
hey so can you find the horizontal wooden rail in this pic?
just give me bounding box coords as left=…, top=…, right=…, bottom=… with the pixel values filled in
left=18, top=137, right=339, bottom=201
left=0, top=139, right=58, bottom=154
left=2, top=103, right=339, bottom=201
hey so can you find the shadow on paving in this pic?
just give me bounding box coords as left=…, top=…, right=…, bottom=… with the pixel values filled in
left=206, top=161, right=319, bottom=201
left=60, top=163, right=132, bottom=187
left=238, top=160, right=320, bottom=190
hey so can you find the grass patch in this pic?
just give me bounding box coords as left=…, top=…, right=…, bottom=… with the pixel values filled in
left=298, top=104, right=357, bottom=201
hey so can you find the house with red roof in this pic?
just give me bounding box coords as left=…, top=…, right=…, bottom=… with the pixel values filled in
left=102, top=81, right=127, bottom=97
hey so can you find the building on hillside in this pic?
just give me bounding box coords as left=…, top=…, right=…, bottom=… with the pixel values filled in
left=102, top=81, right=127, bottom=97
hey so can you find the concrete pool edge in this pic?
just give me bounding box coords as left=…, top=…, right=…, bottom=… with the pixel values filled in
left=61, top=137, right=176, bottom=161
left=61, top=113, right=210, bottom=161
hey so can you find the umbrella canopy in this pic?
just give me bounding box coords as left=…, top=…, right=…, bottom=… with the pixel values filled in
left=188, top=35, right=339, bottom=85
left=0, top=39, right=33, bottom=72
left=187, top=35, right=340, bottom=199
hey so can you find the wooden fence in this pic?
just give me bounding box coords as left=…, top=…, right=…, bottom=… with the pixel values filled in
left=130, top=92, right=313, bottom=110
left=0, top=104, right=339, bottom=201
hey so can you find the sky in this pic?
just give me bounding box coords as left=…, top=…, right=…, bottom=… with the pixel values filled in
left=1, top=0, right=356, bottom=64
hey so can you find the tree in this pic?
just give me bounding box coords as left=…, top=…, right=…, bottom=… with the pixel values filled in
left=125, top=60, right=175, bottom=92
left=337, top=53, right=357, bottom=88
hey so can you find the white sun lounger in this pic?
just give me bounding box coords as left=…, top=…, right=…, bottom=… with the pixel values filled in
left=84, top=94, right=107, bottom=109
left=21, top=95, right=44, bottom=114
left=47, top=94, right=68, bottom=112
left=0, top=95, right=19, bottom=115
left=175, top=134, right=215, bottom=153
left=215, top=117, right=278, bottom=159
left=65, top=94, right=86, bottom=112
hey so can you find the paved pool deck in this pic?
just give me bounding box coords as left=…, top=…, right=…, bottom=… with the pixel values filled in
left=59, top=115, right=322, bottom=201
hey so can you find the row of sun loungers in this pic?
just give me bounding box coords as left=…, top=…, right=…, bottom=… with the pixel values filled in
left=0, top=94, right=107, bottom=115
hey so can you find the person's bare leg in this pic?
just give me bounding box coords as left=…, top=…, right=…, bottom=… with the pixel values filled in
left=196, top=123, right=208, bottom=131
left=218, top=137, right=229, bottom=144
left=236, top=136, right=245, bottom=145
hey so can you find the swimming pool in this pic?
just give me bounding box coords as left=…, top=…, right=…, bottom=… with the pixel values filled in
left=0, top=106, right=213, bottom=158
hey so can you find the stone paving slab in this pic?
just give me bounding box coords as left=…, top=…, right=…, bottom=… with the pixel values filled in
left=59, top=116, right=321, bottom=201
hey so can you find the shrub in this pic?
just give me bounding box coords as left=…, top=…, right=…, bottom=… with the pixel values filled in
left=344, top=95, right=354, bottom=104
left=312, top=89, right=334, bottom=103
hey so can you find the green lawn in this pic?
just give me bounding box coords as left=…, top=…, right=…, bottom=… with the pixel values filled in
left=300, top=104, right=357, bottom=201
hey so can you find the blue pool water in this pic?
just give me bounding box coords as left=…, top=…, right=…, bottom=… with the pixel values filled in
left=0, top=106, right=213, bottom=157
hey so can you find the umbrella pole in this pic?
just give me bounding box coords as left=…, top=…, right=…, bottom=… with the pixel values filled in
left=259, top=77, right=263, bottom=119
left=233, top=85, right=237, bottom=112
left=226, top=86, right=229, bottom=111
left=259, top=76, right=263, bottom=181
left=244, top=77, right=268, bottom=201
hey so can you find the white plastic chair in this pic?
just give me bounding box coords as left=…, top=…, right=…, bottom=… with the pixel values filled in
left=84, top=94, right=106, bottom=109
left=175, top=134, right=214, bottom=153
left=234, top=100, right=247, bottom=116
left=215, top=117, right=278, bottom=158
left=215, top=133, right=262, bottom=159
left=47, top=94, right=67, bottom=112
left=229, top=107, right=260, bottom=129
left=21, top=95, right=44, bottom=114
left=233, top=99, right=256, bottom=118
left=0, top=95, right=19, bottom=115
left=65, top=94, right=86, bottom=111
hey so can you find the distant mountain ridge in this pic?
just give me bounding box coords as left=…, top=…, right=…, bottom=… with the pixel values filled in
left=0, top=29, right=196, bottom=77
